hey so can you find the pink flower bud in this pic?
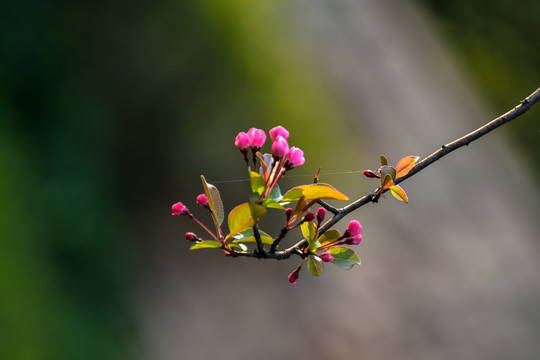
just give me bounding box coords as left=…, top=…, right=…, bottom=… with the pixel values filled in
left=235, top=132, right=250, bottom=151
left=285, top=146, right=305, bottom=169
left=363, top=169, right=380, bottom=178
left=196, top=194, right=209, bottom=208
left=285, top=207, right=294, bottom=219
left=172, top=202, right=190, bottom=216
left=316, top=208, right=326, bottom=223
left=320, top=251, right=334, bottom=262
left=272, top=135, right=289, bottom=158
left=288, top=267, right=300, bottom=284
left=269, top=125, right=289, bottom=141
left=185, top=232, right=199, bottom=241
left=247, top=128, right=266, bottom=150
left=346, top=220, right=362, bottom=237
left=344, top=234, right=363, bottom=245
left=305, top=211, right=315, bottom=222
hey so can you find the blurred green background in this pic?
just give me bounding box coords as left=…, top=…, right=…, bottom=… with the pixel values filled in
left=0, top=1, right=538, bottom=359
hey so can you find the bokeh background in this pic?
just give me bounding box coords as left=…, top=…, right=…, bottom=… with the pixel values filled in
left=1, top=0, right=539, bottom=359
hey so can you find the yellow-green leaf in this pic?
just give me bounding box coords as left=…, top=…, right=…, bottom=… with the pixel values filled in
left=282, top=183, right=348, bottom=202
left=308, top=255, right=324, bottom=277
left=390, top=185, right=408, bottom=203
left=329, top=246, right=361, bottom=270
left=232, top=228, right=274, bottom=245
left=249, top=171, right=266, bottom=196
left=396, top=156, right=419, bottom=178
left=318, top=230, right=341, bottom=246
left=380, top=154, right=388, bottom=166
left=228, top=203, right=266, bottom=237
left=190, top=240, right=222, bottom=250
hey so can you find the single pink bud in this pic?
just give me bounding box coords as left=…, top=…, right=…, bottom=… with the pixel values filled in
left=172, top=202, right=190, bottom=216
left=285, top=207, right=294, bottom=219
left=247, top=128, right=266, bottom=150
left=185, top=232, right=199, bottom=241
left=363, top=169, right=380, bottom=178
left=345, top=234, right=363, bottom=245
left=288, top=267, right=300, bottom=284
left=346, top=220, right=362, bottom=237
left=196, top=194, right=209, bottom=208
left=285, top=146, right=305, bottom=169
left=320, top=251, right=334, bottom=262
left=269, top=125, right=289, bottom=141
left=272, top=135, right=289, bottom=158
left=235, top=132, right=250, bottom=151
left=305, top=211, right=315, bottom=222
left=316, top=208, right=326, bottom=223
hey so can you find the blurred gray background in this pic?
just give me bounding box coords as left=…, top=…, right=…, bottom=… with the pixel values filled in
left=1, top=0, right=539, bottom=359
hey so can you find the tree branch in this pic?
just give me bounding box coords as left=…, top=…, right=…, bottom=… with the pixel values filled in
left=231, top=86, right=540, bottom=260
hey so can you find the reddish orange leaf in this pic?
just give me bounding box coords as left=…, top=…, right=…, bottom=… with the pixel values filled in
left=395, top=156, right=419, bottom=178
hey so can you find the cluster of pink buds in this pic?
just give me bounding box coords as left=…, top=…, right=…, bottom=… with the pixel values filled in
left=235, top=126, right=305, bottom=200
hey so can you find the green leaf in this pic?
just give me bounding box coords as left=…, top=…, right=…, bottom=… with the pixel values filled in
left=380, top=154, right=388, bottom=166
left=379, top=165, right=396, bottom=181
left=228, top=242, right=248, bottom=251
left=308, top=255, right=324, bottom=277
left=190, top=240, right=222, bottom=250
left=381, top=174, right=394, bottom=190
left=232, top=228, right=274, bottom=245
left=268, top=183, right=283, bottom=202
left=395, top=156, right=419, bottom=178
left=249, top=171, right=266, bottom=196
left=318, top=230, right=341, bottom=246
left=281, top=184, right=349, bottom=202
left=262, top=198, right=285, bottom=210
left=301, top=221, right=316, bottom=241
left=329, top=246, right=361, bottom=270
left=228, top=203, right=266, bottom=237
left=390, top=185, right=408, bottom=203
left=201, top=175, right=224, bottom=227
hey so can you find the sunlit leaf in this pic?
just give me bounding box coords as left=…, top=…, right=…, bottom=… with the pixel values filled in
left=318, top=230, right=341, bottom=246
left=262, top=198, right=285, bottom=210
left=390, top=185, right=408, bottom=203
left=201, top=175, right=224, bottom=226
left=228, top=203, right=266, bottom=237
left=232, top=228, right=274, bottom=245
left=379, top=165, right=396, bottom=181
left=329, top=246, right=361, bottom=270
left=308, top=255, right=324, bottom=277
left=268, top=183, right=283, bottom=202
left=381, top=174, right=394, bottom=190
left=228, top=242, right=248, bottom=251
left=395, top=156, right=419, bottom=178
left=190, top=240, right=222, bottom=250
left=380, top=154, right=388, bottom=166
left=290, top=195, right=307, bottom=219
left=249, top=171, right=266, bottom=196
left=281, top=184, right=348, bottom=202
left=301, top=221, right=316, bottom=241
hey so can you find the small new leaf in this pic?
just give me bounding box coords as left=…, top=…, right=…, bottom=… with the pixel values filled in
left=329, top=246, right=361, bottom=270
left=201, top=175, right=225, bottom=227
left=232, top=228, right=274, bottom=245
left=282, top=184, right=348, bottom=202
left=380, top=154, right=388, bottom=166
left=318, top=230, right=341, bottom=246
left=390, top=185, right=408, bottom=203
left=308, top=255, right=324, bottom=277
left=249, top=171, right=266, bottom=196
left=395, top=156, right=419, bottom=178
left=381, top=174, right=394, bottom=190
left=228, top=203, right=266, bottom=237
left=190, top=240, right=222, bottom=250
